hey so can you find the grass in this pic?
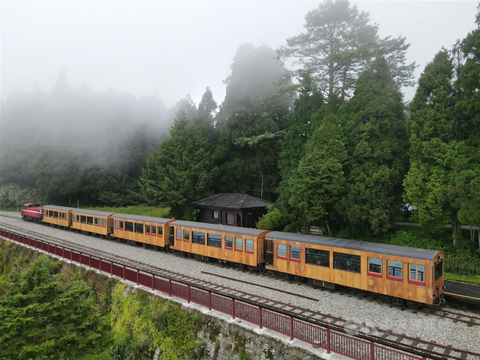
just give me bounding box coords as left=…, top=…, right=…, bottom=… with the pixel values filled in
left=444, top=272, right=480, bottom=284
left=89, top=205, right=171, bottom=218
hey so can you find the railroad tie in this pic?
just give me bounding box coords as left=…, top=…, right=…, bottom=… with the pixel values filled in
left=460, top=353, right=468, bottom=359
left=443, top=347, right=452, bottom=356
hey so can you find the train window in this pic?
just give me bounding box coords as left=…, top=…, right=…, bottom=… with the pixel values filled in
left=125, top=221, right=133, bottom=232
left=368, top=258, right=382, bottom=276
left=146, top=225, right=150, bottom=235
left=333, top=253, right=361, bottom=273
left=87, top=217, right=93, bottom=225
left=183, top=230, right=189, bottom=241
left=435, top=261, right=443, bottom=280
left=176, top=229, right=182, bottom=239
left=410, top=264, right=416, bottom=280
left=135, top=224, right=143, bottom=234
left=207, top=234, right=222, bottom=248
left=81, top=216, right=87, bottom=224
left=135, top=223, right=144, bottom=234
left=120, top=221, right=124, bottom=230
left=277, top=244, right=287, bottom=259
left=49, top=210, right=53, bottom=217
left=290, top=246, right=300, bottom=261
left=225, top=236, right=233, bottom=249
left=246, top=239, right=254, bottom=253
left=152, top=226, right=157, bottom=235
left=95, top=218, right=98, bottom=226
left=193, top=231, right=205, bottom=245
left=235, top=237, right=243, bottom=251
left=388, top=261, right=402, bottom=280
left=409, top=264, right=425, bottom=284
left=306, top=248, right=329, bottom=267
left=157, top=226, right=163, bottom=236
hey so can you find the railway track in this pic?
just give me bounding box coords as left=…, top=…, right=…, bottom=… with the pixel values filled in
left=1, top=221, right=479, bottom=360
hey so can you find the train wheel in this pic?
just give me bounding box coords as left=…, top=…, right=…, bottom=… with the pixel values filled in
left=257, top=264, right=266, bottom=273
left=406, top=300, right=420, bottom=309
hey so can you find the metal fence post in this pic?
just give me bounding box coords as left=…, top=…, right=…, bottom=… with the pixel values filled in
left=290, top=317, right=294, bottom=341
left=259, top=308, right=263, bottom=329
left=327, top=327, right=331, bottom=354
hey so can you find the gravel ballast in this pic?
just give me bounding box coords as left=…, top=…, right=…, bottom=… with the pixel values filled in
left=1, top=211, right=479, bottom=353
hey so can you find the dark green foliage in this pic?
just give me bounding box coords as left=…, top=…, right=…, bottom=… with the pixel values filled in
left=288, top=114, right=347, bottom=234
left=140, top=111, right=217, bottom=219
left=0, top=254, right=106, bottom=359
left=338, top=57, right=408, bottom=234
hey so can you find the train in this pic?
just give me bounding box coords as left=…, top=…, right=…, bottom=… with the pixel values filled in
left=21, top=203, right=446, bottom=307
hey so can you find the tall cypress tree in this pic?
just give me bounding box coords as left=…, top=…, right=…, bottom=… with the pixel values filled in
left=403, top=50, right=459, bottom=242
left=339, top=57, right=408, bottom=234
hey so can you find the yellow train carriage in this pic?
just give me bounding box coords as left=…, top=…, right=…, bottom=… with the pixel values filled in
left=71, top=209, right=112, bottom=236
left=170, top=220, right=269, bottom=268
left=265, top=232, right=444, bottom=306
left=42, top=205, right=72, bottom=228
left=111, top=214, right=174, bottom=247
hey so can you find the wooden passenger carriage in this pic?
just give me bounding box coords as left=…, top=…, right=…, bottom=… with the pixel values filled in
left=71, top=209, right=112, bottom=236
left=111, top=214, right=174, bottom=247
left=264, top=232, right=444, bottom=306
left=42, top=205, right=72, bottom=228
left=170, top=220, right=270, bottom=268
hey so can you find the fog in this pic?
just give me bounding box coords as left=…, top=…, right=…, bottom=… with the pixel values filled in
left=1, top=0, right=477, bottom=107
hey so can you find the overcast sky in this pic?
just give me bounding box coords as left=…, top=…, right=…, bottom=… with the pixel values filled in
left=1, top=0, right=477, bottom=108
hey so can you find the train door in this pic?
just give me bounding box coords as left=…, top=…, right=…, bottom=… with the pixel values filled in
left=265, top=239, right=274, bottom=268
left=169, top=226, right=175, bottom=247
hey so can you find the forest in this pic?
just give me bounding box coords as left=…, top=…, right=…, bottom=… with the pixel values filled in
left=1, top=0, right=479, bottom=274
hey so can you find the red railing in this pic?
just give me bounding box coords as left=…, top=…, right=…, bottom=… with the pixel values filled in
left=0, top=228, right=425, bottom=360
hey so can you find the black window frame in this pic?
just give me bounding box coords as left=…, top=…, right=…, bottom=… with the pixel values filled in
left=207, top=234, right=222, bottom=248
left=125, top=221, right=134, bottom=232
left=135, top=223, right=144, bottom=234
left=333, top=252, right=361, bottom=274
left=305, top=248, right=330, bottom=268
left=192, top=231, right=205, bottom=245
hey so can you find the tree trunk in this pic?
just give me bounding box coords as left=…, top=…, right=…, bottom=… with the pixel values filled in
left=452, top=210, right=459, bottom=247
left=325, top=219, right=332, bottom=236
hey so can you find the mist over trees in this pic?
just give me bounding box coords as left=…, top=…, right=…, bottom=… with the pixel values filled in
left=0, top=70, right=173, bottom=206
left=2, top=0, right=480, bottom=253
